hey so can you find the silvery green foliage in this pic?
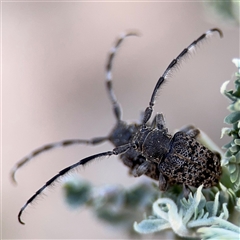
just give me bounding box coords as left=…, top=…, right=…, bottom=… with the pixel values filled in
left=63, top=176, right=159, bottom=230
left=221, top=58, right=240, bottom=193
left=134, top=185, right=240, bottom=239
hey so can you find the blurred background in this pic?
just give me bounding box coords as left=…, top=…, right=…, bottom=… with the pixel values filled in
left=2, top=1, right=239, bottom=239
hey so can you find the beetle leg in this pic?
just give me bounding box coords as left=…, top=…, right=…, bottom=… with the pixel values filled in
left=179, top=125, right=200, bottom=138
left=132, top=161, right=151, bottom=177
left=183, top=184, right=191, bottom=198
left=158, top=172, right=169, bottom=191
left=151, top=113, right=168, bottom=132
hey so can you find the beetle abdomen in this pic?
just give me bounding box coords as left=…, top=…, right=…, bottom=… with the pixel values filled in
left=159, top=132, right=222, bottom=188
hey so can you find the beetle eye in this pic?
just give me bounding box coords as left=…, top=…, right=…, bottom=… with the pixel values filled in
left=132, top=142, right=138, bottom=149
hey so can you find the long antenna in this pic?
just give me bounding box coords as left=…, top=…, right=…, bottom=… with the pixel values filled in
left=105, top=32, right=139, bottom=121
left=142, top=28, right=223, bottom=125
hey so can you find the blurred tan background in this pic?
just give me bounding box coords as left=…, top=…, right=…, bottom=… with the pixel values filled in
left=2, top=2, right=239, bottom=239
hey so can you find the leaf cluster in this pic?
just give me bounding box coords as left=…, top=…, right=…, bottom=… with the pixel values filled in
left=221, top=58, right=240, bottom=193
left=63, top=177, right=159, bottom=232
left=134, top=185, right=240, bottom=239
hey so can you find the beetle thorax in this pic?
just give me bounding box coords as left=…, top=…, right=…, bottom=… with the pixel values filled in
left=132, top=127, right=171, bottom=163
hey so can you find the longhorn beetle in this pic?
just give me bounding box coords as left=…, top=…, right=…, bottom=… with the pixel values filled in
left=12, top=28, right=223, bottom=225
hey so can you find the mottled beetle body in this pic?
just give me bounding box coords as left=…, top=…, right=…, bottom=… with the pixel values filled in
left=161, top=131, right=221, bottom=189
left=132, top=113, right=222, bottom=192
left=12, top=28, right=223, bottom=224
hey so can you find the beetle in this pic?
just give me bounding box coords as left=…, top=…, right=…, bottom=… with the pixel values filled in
left=12, top=28, right=223, bottom=225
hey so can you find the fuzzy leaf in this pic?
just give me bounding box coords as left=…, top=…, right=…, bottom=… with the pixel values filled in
left=183, top=185, right=203, bottom=224
left=229, top=100, right=240, bottom=111
left=133, top=219, right=170, bottom=234
left=221, top=128, right=232, bottom=138
left=230, top=166, right=239, bottom=183
left=224, top=91, right=238, bottom=101
left=232, top=58, right=240, bottom=70
left=153, top=198, right=191, bottom=237
left=234, top=138, right=240, bottom=145
left=230, top=145, right=239, bottom=153
left=221, top=203, right=229, bottom=220
left=224, top=112, right=240, bottom=124
left=220, top=80, right=238, bottom=101
left=233, top=180, right=240, bottom=192
left=198, top=226, right=240, bottom=240
left=205, top=192, right=219, bottom=218
left=212, top=192, right=220, bottom=217
left=206, top=202, right=214, bottom=216
left=224, top=148, right=234, bottom=158
left=222, top=141, right=233, bottom=149
left=229, top=163, right=237, bottom=173
left=220, top=80, right=230, bottom=95
left=221, top=157, right=229, bottom=166
left=63, top=177, right=92, bottom=207
left=236, top=151, right=240, bottom=163
left=228, top=155, right=237, bottom=163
